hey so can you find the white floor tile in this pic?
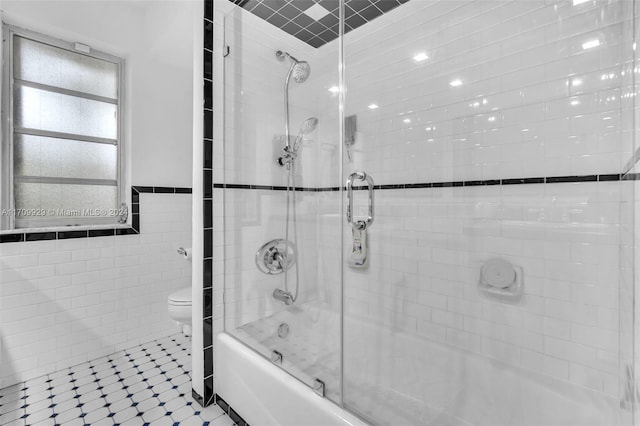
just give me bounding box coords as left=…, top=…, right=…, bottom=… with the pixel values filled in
left=0, top=334, right=237, bottom=426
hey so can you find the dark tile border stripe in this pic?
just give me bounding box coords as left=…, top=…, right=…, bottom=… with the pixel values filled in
left=213, top=173, right=625, bottom=192
left=214, top=394, right=250, bottom=426
left=198, top=0, right=215, bottom=409
left=0, top=186, right=191, bottom=244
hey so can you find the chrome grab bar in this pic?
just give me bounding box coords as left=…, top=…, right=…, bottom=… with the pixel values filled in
left=346, top=171, right=374, bottom=230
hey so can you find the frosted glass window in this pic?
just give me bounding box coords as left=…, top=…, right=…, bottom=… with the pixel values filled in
left=14, top=36, right=118, bottom=99
left=15, top=183, right=117, bottom=219
left=14, top=85, right=117, bottom=139
left=3, top=26, right=123, bottom=229
left=14, top=135, right=117, bottom=181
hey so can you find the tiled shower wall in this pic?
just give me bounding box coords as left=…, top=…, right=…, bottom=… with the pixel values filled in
left=0, top=194, right=192, bottom=387
left=215, top=0, right=636, bottom=406
left=217, top=3, right=327, bottom=330
left=321, top=0, right=633, bottom=399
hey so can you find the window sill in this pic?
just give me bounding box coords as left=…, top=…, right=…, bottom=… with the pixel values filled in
left=0, top=224, right=138, bottom=243
left=1, top=223, right=130, bottom=235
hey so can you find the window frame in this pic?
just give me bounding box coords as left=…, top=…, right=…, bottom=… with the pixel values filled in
left=1, top=23, right=126, bottom=230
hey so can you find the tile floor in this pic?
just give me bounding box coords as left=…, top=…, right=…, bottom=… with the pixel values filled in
left=0, top=334, right=233, bottom=426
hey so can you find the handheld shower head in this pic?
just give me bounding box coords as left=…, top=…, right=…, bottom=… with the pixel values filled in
left=293, top=117, right=319, bottom=152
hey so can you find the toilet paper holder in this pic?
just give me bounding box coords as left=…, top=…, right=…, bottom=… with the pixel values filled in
left=478, top=258, right=523, bottom=300
left=177, top=247, right=192, bottom=259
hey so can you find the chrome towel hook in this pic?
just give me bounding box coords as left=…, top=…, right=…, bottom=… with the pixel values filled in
left=346, top=171, right=374, bottom=230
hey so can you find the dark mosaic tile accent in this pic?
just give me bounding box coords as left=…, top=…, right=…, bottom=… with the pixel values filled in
left=205, top=0, right=213, bottom=20
left=204, top=50, right=213, bottom=80
left=204, top=140, right=213, bottom=169
left=211, top=173, right=629, bottom=195
left=203, top=288, right=213, bottom=318
left=204, top=376, right=215, bottom=406
left=203, top=317, right=213, bottom=348
left=0, top=233, right=24, bottom=243
left=203, top=259, right=213, bottom=287
left=203, top=229, right=213, bottom=259
left=546, top=175, right=597, bottom=183
left=153, top=186, right=174, bottom=193
left=215, top=395, right=250, bottom=426
left=25, top=231, right=56, bottom=241
left=201, top=2, right=215, bottom=408
left=204, top=200, right=213, bottom=229
left=131, top=213, right=140, bottom=232
left=204, top=170, right=213, bottom=198
left=228, top=0, right=408, bottom=47
left=116, top=227, right=138, bottom=236
left=204, top=348, right=213, bottom=378
left=132, top=185, right=154, bottom=193
left=204, top=110, right=213, bottom=139
left=204, top=80, right=213, bottom=109
left=599, top=173, right=621, bottom=181
left=57, top=230, right=88, bottom=239
left=88, top=229, right=116, bottom=238
left=204, top=20, right=214, bottom=51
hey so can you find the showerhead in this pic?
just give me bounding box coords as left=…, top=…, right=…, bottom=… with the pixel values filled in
left=291, top=61, right=310, bottom=83
left=299, top=117, right=318, bottom=135
left=276, top=50, right=311, bottom=83
left=293, top=117, right=319, bottom=152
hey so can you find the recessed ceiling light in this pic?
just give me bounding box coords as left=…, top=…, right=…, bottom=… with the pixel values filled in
left=413, top=52, right=428, bottom=62
left=488, top=116, right=496, bottom=122
left=571, top=100, right=580, bottom=106
left=368, top=104, right=379, bottom=110
left=572, top=0, right=589, bottom=5
left=328, top=86, right=340, bottom=93
left=582, top=39, right=600, bottom=50
left=450, top=79, right=463, bottom=87
left=403, top=118, right=411, bottom=123
left=303, top=3, right=331, bottom=21
left=572, top=78, right=583, bottom=87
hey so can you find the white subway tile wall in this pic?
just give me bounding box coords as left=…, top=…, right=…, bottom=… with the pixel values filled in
left=0, top=194, right=192, bottom=388
left=218, top=5, right=333, bottom=331
left=331, top=0, right=633, bottom=400
left=215, top=0, right=635, bottom=414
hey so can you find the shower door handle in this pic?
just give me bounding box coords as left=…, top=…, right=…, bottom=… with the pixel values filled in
left=346, top=171, right=374, bottom=230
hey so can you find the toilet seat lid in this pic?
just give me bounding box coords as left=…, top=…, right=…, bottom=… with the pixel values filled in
left=168, top=287, right=192, bottom=305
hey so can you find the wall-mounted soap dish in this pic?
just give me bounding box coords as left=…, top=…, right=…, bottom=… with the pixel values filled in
left=478, top=258, right=523, bottom=300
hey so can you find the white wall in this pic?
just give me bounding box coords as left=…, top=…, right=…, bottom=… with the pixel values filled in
left=0, top=0, right=198, bottom=387
left=1, top=0, right=195, bottom=188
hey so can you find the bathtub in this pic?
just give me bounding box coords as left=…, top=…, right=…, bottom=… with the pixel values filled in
left=216, top=332, right=366, bottom=426
left=216, top=302, right=621, bottom=426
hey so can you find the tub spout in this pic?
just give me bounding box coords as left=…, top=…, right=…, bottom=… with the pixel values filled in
left=273, top=288, right=294, bottom=305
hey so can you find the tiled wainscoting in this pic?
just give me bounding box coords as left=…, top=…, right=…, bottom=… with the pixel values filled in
left=0, top=335, right=233, bottom=426
left=0, top=191, right=192, bottom=388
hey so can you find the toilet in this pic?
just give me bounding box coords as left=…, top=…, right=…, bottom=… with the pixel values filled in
left=168, top=287, right=192, bottom=336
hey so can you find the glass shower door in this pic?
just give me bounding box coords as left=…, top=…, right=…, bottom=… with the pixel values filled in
left=220, top=4, right=344, bottom=404
left=341, top=0, right=634, bottom=425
